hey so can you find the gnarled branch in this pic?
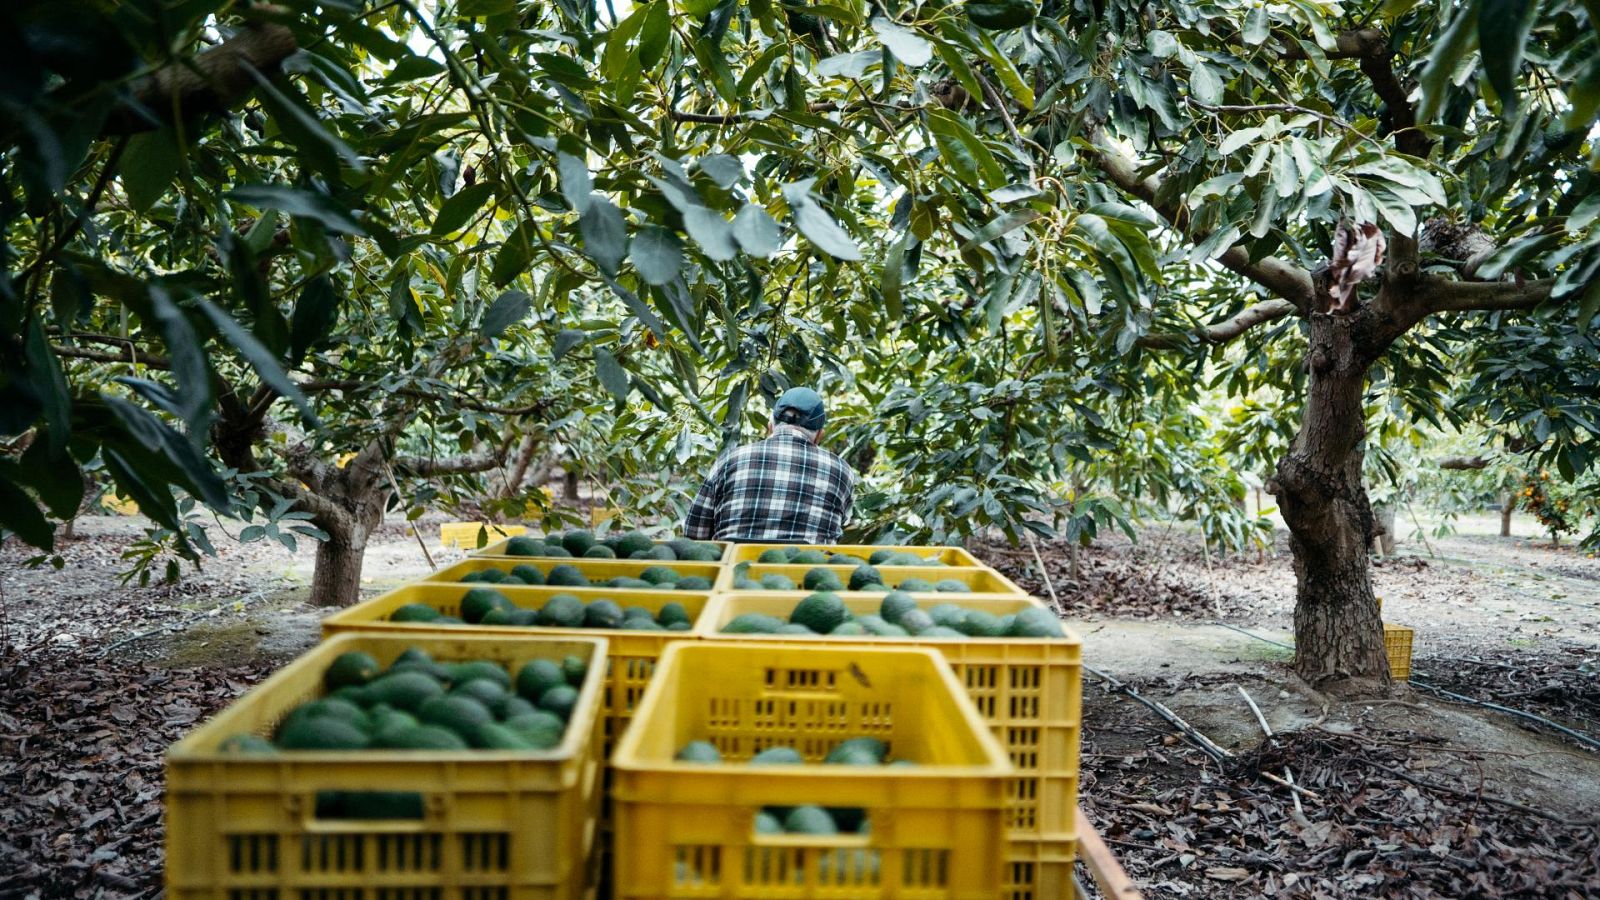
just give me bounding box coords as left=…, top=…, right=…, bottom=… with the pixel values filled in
left=1137, top=299, right=1299, bottom=350
left=395, top=446, right=507, bottom=477
left=1085, top=129, right=1315, bottom=307
left=1425, top=277, right=1557, bottom=313
left=1437, top=455, right=1491, bottom=470
left=100, top=18, right=299, bottom=135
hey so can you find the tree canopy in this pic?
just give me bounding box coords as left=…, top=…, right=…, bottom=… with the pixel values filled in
left=2, top=0, right=1596, bottom=676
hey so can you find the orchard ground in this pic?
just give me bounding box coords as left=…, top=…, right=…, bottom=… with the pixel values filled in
left=2, top=511, right=1597, bottom=898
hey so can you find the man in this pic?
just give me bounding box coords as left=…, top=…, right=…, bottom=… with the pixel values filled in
left=684, top=387, right=855, bottom=543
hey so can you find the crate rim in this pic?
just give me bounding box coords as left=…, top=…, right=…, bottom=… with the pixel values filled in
left=611, top=640, right=1016, bottom=777
left=168, top=632, right=610, bottom=763
left=322, top=582, right=713, bottom=637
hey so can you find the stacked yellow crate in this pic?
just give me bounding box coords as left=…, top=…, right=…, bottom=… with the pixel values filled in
left=699, top=542, right=1082, bottom=900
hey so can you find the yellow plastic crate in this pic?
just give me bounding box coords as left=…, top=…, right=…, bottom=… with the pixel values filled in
left=473, top=536, right=731, bottom=562
left=424, top=557, right=722, bottom=590
left=322, top=584, right=708, bottom=752
left=1384, top=622, right=1413, bottom=681
left=611, top=642, right=1013, bottom=900
left=1003, top=833, right=1076, bottom=900
left=718, top=563, right=1026, bottom=597
left=166, top=633, right=608, bottom=900
left=727, top=543, right=984, bottom=567
left=439, top=521, right=527, bottom=549
left=698, top=593, right=1081, bottom=839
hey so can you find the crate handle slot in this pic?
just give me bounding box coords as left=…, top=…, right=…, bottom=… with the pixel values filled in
left=298, top=791, right=443, bottom=832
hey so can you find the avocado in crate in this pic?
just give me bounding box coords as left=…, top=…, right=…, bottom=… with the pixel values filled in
left=725, top=560, right=1024, bottom=596
left=610, top=642, right=1013, bottom=900
left=482, top=528, right=725, bottom=562
left=166, top=634, right=607, bottom=900
left=738, top=543, right=982, bottom=567
left=719, top=589, right=1064, bottom=639
left=388, top=585, right=696, bottom=634
left=430, top=556, right=720, bottom=592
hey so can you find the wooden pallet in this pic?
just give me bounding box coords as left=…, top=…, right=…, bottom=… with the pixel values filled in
left=1072, top=807, right=1142, bottom=899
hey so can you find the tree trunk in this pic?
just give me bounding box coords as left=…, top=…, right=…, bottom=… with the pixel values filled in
left=1372, top=503, right=1397, bottom=556
left=310, top=528, right=368, bottom=607
left=1500, top=495, right=1514, bottom=537
left=564, top=468, right=580, bottom=501
left=1270, top=314, right=1391, bottom=688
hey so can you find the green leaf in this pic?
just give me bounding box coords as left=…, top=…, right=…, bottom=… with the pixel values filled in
left=431, top=183, right=494, bottom=235
left=684, top=207, right=738, bottom=261
left=594, top=347, right=631, bottom=401
left=782, top=183, right=861, bottom=260
left=120, top=128, right=181, bottom=213
left=925, top=109, right=1005, bottom=189
left=976, top=34, right=1034, bottom=109
left=871, top=17, right=931, bottom=67
left=602, top=275, right=670, bottom=342
left=480, top=290, right=532, bottom=338
left=102, top=395, right=229, bottom=511
left=1570, top=194, right=1600, bottom=235
left=148, top=287, right=214, bottom=434
left=12, top=437, right=83, bottom=519
left=601, top=3, right=649, bottom=81
left=21, top=319, right=70, bottom=455
left=195, top=298, right=316, bottom=425
left=960, top=209, right=1040, bottom=251
left=246, top=68, right=364, bottom=179
left=1478, top=0, right=1534, bottom=114
left=1474, top=232, right=1564, bottom=280
left=580, top=195, right=628, bottom=274
left=1218, top=127, right=1262, bottom=156
left=639, top=0, right=671, bottom=68
left=558, top=152, right=593, bottom=212
left=1190, top=62, right=1224, bottom=105
left=1243, top=7, right=1270, bottom=43
left=881, top=232, right=910, bottom=320
left=554, top=329, right=587, bottom=361
left=0, top=471, right=53, bottom=548
left=492, top=220, right=533, bottom=287
left=459, top=0, right=517, bottom=14
left=732, top=203, right=781, bottom=257
left=631, top=226, right=683, bottom=286
left=698, top=154, right=745, bottom=188
left=228, top=184, right=366, bottom=235
left=1418, top=4, right=1480, bottom=122
left=290, top=274, right=339, bottom=364
left=818, top=50, right=878, bottom=78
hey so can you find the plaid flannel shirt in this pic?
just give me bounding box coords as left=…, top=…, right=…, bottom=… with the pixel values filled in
left=684, top=426, right=855, bottom=543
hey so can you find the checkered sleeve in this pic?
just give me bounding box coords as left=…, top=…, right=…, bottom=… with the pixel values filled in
left=683, top=451, right=728, bottom=540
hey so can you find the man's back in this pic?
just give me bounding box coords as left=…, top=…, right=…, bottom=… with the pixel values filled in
left=684, top=425, right=855, bottom=543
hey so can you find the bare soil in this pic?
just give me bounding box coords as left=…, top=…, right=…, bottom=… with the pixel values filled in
left=2, top=513, right=1597, bottom=899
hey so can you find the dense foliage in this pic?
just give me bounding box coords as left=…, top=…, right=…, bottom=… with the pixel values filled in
left=2, top=0, right=1597, bottom=628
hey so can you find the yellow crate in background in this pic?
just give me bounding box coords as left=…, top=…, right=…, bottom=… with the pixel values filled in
left=165, top=633, right=608, bottom=900
left=438, top=521, right=526, bottom=549
left=321, top=583, right=709, bottom=753
left=610, top=642, right=1013, bottom=900
left=719, top=562, right=1026, bottom=597
left=699, top=593, right=1081, bottom=841
left=424, top=557, right=721, bottom=590
left=1384, top=623, right=1413, bottom=681
left=727, top=542, right=985, bottom=567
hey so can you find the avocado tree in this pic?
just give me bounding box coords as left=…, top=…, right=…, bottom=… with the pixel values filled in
left=4, top=0, right=1597, bottom=685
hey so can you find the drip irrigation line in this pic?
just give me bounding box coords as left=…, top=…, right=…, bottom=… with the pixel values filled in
left=1207, top=621, right=1600, bottom=753
left=1084, top=662, right=1233, bottom=763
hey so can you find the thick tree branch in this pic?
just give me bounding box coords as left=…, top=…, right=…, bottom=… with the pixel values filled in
left=1086, top=129, right=1315, bottom=307
left=51, top=343, right=172, bottom=369
left=395, top=447, right=508, bottom=477
left=100, top=18, right=299, bottom=135
left=296, top=378, right=551, bottom=416
left=1437, top=455, right=1491, bottom=470
left=1424, top=277, right=1557, bottom=313
left=1137, top=299, right=1299, bottom=350
left=1353, top=38, right=1431, bottom=158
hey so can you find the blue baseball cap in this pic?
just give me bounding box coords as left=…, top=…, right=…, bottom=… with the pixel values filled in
left=773, top=387, right=827, bottom=431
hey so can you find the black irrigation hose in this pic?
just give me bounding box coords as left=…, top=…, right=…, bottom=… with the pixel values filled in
left=1208, top=621, right=1600, bottom=753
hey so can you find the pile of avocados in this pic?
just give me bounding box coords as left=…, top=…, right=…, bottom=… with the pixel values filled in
left=390, top=587, right=695, bottom=632
left=673, top=736, right=911, bottom=835
left=451, top=561, right=712, bottom=592
left=219, top=646, right=587, bottom=756
left=753, top=547, right=947, bottom=567
left=732, top=561, right=969, bottom=594
left=502, top=529, right=722, bottom=562
left=721, top=590, right=1065, bottom=639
